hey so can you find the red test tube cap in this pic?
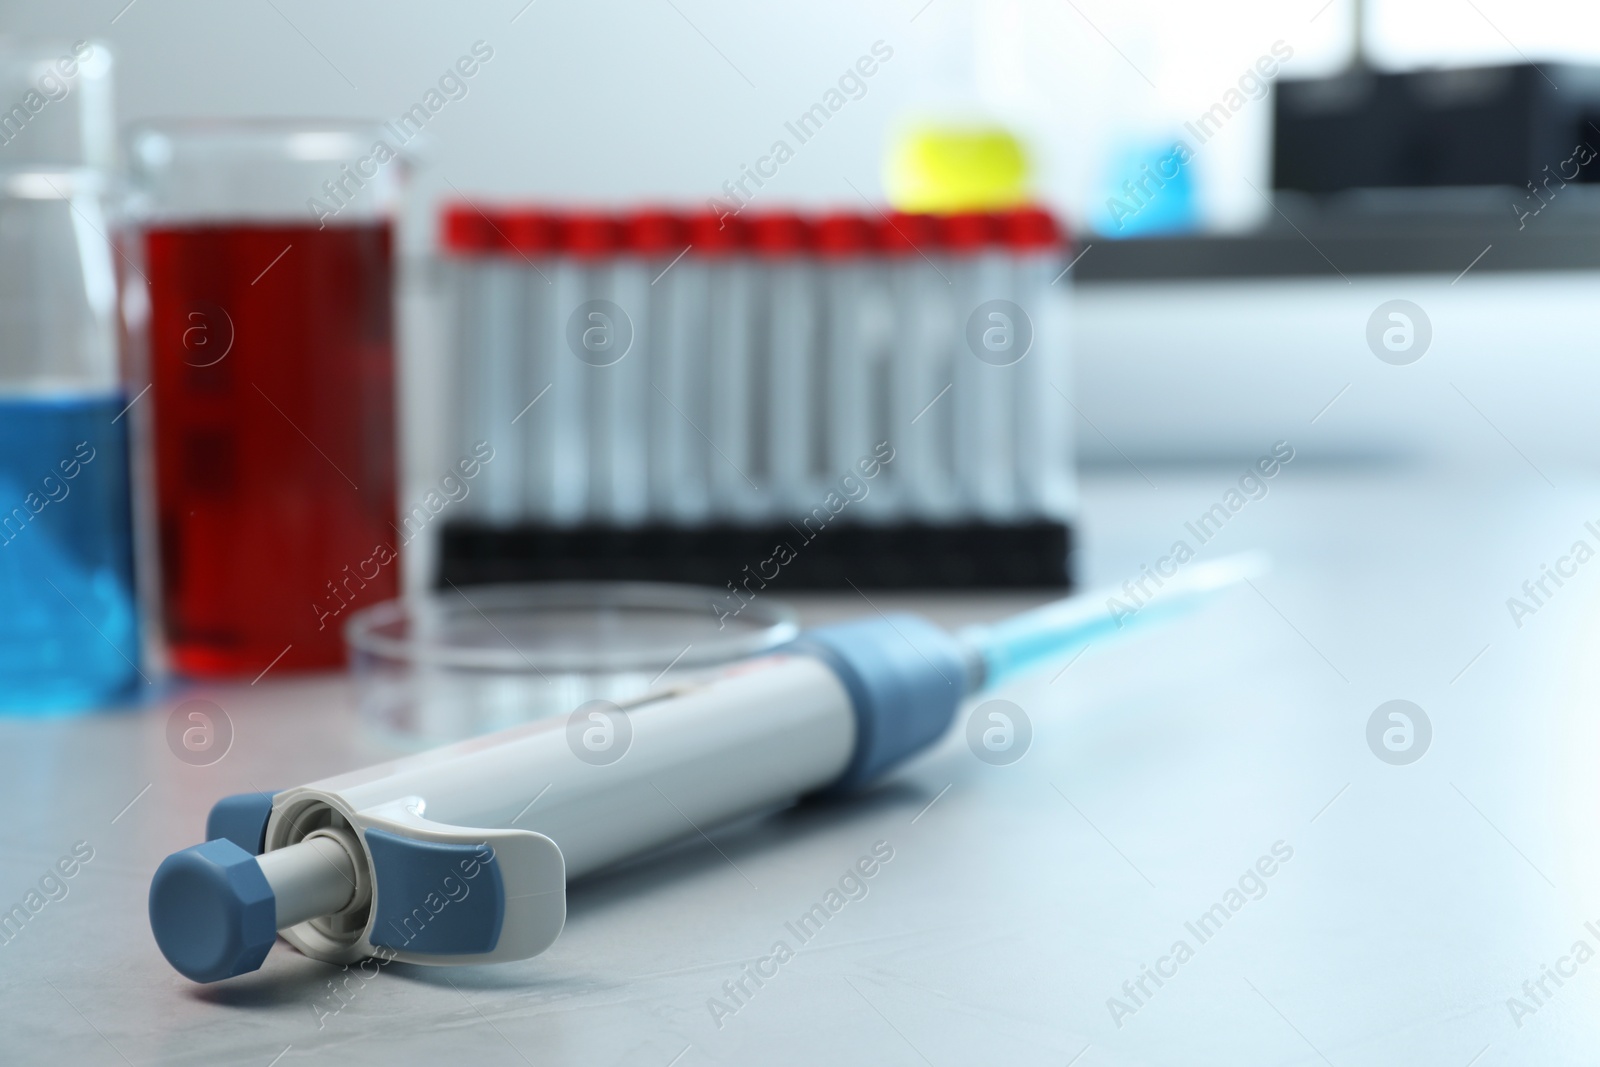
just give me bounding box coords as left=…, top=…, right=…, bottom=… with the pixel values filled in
left=999, top=207, right=1064, bottom=251
left=623, top=210, right=686, bottom=257
left=559, top=212, right=621, bottom=258
left=939, top=211, right=998, bottom=254
left=878, top=212, right=940, bottom=257
left=504, top=209, right=558, bottom=256
left=814, top=213, right=874, bottom=258
left=686, top=211, right=747, bottom=256
left=748, top=212, right=813, bottom=258
left=440, top=204, right=503, bottom=255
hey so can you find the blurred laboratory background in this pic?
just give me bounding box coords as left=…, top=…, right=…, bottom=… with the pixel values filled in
left=4, top=0, right=1600, bottom=707
left=11, top=0, right=1600, bottom=487
left=4, top=0, right=1600, bottom=710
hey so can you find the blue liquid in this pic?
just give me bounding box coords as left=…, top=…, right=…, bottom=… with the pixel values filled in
left=0, top=391, right=140, bottom=712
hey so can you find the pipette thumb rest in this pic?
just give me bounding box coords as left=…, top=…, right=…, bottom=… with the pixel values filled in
left=149, top=614, right=972, bottom=983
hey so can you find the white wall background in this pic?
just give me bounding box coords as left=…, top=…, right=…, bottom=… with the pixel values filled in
left=2, top=0, right=979, bottom=237
left=10, top=0, right=1543, bottom=235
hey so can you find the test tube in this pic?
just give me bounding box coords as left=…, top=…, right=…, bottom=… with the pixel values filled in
left=470, top=209, right=527, bottom=526
left=502, top=210, right=558, bottom=522
left=749, top=213, right=813, bottom=516
left=440, top=205, right=500, bottom=532
left=696, top=213, right=760, bottom=521
left=640, top=209, right=710, bottom=524
left=608, top=210, right=681, bottom=527
left=880, top=211, right=955, bottom=522
left=943, top=211, right=1018, bottom=522
left=814, top=213, right=888, bottom=518
left=1001, top=208, right=1075, bottom=521
left=546, top=213, right=619, bottom=525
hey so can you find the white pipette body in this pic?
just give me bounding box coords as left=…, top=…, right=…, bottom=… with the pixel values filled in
left=150, top=554, right=1262, bottom=983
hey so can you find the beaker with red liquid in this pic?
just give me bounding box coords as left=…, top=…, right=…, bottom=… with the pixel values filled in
left=125, top=122, right=403, bottom=676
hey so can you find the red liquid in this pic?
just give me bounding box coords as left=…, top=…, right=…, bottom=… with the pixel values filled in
left=144, top=222, right=398, bottom=675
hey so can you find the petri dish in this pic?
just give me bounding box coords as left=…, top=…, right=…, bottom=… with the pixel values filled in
left=346, top=582, right=799, bottom=744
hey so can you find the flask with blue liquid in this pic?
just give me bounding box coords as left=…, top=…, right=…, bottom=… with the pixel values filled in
left=0, top=40, right=140, bottom=712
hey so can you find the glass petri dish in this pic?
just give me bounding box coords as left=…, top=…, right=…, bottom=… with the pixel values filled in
left=346, top=582, right=799, bottom=744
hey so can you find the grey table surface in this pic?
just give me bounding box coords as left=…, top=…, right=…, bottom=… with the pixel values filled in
left=3, top=466, right=1596, bottom=1066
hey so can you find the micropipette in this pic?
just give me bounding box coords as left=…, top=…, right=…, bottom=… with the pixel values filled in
left=149, top=553, right=1263, bottom=983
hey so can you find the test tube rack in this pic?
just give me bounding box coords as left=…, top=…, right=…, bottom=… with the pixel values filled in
left=436, top=205, right=1076, bottom=589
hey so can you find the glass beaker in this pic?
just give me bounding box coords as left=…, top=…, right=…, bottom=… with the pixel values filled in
left=0, top=168, right=140, bottom=711
left=125, top=120, right=403, bottom=676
